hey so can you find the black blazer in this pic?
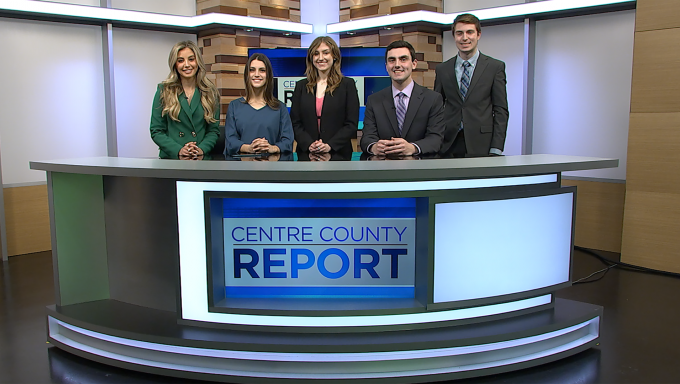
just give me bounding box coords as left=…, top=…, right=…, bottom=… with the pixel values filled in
left=435, top=53, right=509, bottom=156
left=359, top=83, right=445, bottom=155
left=290, top=77, right=360, bottom=155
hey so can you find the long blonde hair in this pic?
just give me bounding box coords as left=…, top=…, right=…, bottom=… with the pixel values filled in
left=305, top=36, right=343, bottom=95
left=160, top=41, right=219, bottom=123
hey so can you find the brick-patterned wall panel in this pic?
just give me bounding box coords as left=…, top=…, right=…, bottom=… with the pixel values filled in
left=260, top=33, right=301, bottom=48
left=340, top=29, right=442, bottom=90
left=340, top=31, right=381, bottom=47
left=197, top=1, right=301, bottom=123
left=403, top=29, right=441, bottom=89
left=338, top=0, right=443, bottom=90
left=199, top=32, right=246, bottom=122
left=197, top=0, right=301, bottom=22
left=340, top=0, right=442, bottom=22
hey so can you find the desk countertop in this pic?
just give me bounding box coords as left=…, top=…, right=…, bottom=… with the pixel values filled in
left=30, top=155, right=619, bottom=182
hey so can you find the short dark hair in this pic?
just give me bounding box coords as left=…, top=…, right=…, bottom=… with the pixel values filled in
left=384, top=40, right=417, bottom=63
left=453, top=13, right=481, bottom=34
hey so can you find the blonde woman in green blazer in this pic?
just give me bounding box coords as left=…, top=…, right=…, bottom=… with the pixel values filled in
left=150, top=41, right=220, bottom=159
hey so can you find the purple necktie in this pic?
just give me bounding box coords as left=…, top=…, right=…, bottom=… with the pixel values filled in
left=396, top=92, right=406, bottom=134
left=460, top=61, right=471, bottom=98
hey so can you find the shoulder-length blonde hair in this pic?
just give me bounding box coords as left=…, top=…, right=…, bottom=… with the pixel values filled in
left=160, top=40, right=219, bottom=123
left=305, top=36, right=343, bottom=95
left=243, top=53, right=280, bottom=109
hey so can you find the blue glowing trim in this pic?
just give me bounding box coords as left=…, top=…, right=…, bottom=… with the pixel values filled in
left=224, top=286, right=414, bottom=298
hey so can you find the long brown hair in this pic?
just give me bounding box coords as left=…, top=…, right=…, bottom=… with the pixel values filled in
left=305, top=36, right=343, bottom=95
left=243, top=53, right=280, bottom=109
left=160, top=40, right=218, bottom=123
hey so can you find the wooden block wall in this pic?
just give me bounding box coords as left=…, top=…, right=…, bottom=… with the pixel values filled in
left=3, top=185, right=51, bottom=256
left=339, top=0, right=442, bottom=21
left=621, top=0, right=680, bottom=272
left=196, top=1, right=301, bottom=122
left=339, top=0, right=443, bottom=89
left=562, top=179, right=625, bottom=253
left=197, top=0, right=301, bottom=22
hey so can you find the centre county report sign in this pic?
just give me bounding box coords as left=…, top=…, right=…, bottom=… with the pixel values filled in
left=212, top=197, right=417, bottom=299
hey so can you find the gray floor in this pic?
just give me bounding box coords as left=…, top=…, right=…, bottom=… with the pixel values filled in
left=1, top=249, right=679, bottom=384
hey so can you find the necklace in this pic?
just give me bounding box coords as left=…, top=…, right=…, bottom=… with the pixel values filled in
left=184, top=87, right=195, bottom=103
left=317, top=79, right=327, bottom=98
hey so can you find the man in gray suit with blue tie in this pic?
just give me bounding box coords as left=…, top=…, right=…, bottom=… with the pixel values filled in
left=435, top=13, right=509, bottom=157
left=360, top=40, right=445, bottom=156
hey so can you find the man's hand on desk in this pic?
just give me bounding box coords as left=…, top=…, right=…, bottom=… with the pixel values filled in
left=372, top=138, right=417, bottom=156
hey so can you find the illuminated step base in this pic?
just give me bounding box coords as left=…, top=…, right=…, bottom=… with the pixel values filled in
left=46, top=298, right=601, bottom=383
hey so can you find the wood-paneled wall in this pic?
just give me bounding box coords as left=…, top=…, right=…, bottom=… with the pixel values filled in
left=196, top=0, right=302, bottom=124
left=562, top=179, right=625, bottom=253
left=3, top=185, right=51, bottom=256
left=621, top=0, right=680, bottom=272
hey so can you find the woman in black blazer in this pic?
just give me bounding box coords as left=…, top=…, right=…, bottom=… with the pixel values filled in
left=290, top=36, right=360, bottom=158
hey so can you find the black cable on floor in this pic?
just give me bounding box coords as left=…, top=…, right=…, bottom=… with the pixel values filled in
left=573, top=264, right=616, bottom=285
left=574, top=245, right=680, bottom=280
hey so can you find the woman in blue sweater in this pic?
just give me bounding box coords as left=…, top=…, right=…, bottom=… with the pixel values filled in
left=224, top=53, right=293, bottom=155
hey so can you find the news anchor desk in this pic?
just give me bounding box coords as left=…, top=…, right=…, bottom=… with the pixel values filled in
left=31, top=154, right=617, bottom=383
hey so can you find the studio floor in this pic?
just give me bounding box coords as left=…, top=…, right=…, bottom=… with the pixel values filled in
left=1, top=249, right=679, bottom=384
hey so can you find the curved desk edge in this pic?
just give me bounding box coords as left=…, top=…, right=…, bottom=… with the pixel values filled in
left=29, top=155, right=619, bottom=182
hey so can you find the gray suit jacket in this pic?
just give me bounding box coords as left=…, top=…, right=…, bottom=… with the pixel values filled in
left=435, top=53, right=509, bottom=156
left=360, top=83, right=445, bottom=155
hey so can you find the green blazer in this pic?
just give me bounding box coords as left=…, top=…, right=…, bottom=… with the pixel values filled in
left=150, top=84, right=220, bottom=159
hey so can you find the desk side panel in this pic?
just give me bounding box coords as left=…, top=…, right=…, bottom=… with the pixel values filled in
left=52, top=172, right=109, bottom=305
left=104, top=176, right=179, bottom=312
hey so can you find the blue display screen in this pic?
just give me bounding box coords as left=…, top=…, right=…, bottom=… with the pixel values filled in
left=249, top=47, right=388, bottom=77
left=214, top=197, right=417, bottom=299
left=222, top=197, right=416, bottom=219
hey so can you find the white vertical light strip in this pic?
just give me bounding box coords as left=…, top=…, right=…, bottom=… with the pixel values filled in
left=301, top=0, right=339, bottom=47
left=522, top=17, right=536, bottom=155
left=100, top=0, right=118, bottom=157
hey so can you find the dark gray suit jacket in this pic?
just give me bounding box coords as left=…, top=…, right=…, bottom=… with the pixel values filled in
left=435, top=53, right=509, bottom=156
left=360, top=82, right=445, bottom=155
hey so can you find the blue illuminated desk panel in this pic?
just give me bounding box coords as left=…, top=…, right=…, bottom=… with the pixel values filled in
left=31, top=154, right=617, bottom=383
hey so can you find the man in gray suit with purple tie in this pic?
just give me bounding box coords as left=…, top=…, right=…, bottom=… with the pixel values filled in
left=435, top=13, right=509, bottom=157
left=360, top=40, right=445, bottom=156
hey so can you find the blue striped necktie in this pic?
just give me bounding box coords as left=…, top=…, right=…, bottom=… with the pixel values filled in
left=396, top=92, right=407, bottom=134
left=460, top=60, right=471, bottom=99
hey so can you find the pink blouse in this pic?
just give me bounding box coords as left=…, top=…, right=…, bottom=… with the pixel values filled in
left=316, top=96, right=324, bottom=132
